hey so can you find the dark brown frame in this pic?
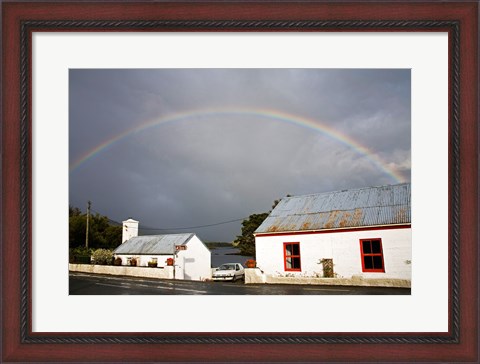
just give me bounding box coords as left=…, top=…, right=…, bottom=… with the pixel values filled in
left=2, top=1, right=478, bottom=362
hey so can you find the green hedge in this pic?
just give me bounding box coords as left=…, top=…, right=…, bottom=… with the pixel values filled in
left=72, top=255, right=91, bottom=264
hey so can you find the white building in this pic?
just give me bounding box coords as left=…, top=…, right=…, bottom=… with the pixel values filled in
left=253, top=183, right=411, bottom=287
left=114, top=219, right=211, bottom=281
left=122, top=218, right=139, bottom=243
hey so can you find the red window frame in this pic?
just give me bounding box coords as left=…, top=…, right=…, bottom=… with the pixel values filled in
left=360, top=238, right=385, bottom=273
left=283, top=242, right=301, bottom=272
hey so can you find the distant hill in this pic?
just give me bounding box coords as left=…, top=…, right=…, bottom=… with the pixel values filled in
left=204, top=242, right=233, bottom=249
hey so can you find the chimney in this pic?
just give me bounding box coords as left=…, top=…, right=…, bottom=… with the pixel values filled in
left=122, top=218, right=139, bottom=243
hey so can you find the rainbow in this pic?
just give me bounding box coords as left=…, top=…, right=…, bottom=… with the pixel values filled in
left=70, top=108, right=406, bottom=183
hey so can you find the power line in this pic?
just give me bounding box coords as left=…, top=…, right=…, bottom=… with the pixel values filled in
left=89, top=207, right=247, bottom=231
left=139, top=217, right=247, bottom=231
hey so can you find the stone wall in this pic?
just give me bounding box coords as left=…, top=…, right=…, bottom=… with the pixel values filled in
left=244, top=268, right=266, bottom=284
left=244, top=268, right=410, bottom=288
left=69, top=264, right=174, bottom=280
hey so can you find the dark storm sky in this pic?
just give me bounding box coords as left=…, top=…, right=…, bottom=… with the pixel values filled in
left=69, top=69, right=411, bottom=242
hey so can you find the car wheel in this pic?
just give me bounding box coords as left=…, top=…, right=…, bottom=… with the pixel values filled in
left=232, top=275, right=236, bottom=282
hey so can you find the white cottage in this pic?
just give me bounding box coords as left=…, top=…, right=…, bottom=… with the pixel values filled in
left=114, top=219, right=211, bottom=281
left=253, top=183, right=411, bottom=287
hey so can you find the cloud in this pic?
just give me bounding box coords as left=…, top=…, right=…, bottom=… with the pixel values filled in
left=69, top=69, right=411, bottom=241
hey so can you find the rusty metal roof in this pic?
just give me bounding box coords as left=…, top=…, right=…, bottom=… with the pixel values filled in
left=255, top=183, right=411, bottom=234
left=114, top=233, right=195, bottom=255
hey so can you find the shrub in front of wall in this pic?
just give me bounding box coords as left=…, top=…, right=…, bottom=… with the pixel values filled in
left=69, top=247, right=93, bottom=264
left=113, top=257, right=122, bottom=266
left=75, top=255, right=92, bottom=264
left=91, top=249, right=114, bottom=265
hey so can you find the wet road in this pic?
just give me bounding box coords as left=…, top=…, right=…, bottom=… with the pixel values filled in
left=69, top=272, right=411, bottom=295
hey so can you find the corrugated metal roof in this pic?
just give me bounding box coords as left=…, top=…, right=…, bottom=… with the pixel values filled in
left=255, top=183, right=411, bottom=234
left=114, top=233, right=194, bottom=255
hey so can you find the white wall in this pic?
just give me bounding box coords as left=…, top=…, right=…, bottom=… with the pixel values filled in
left=122, top=219, right=139, bottom=243
left=115, top=254, right=173, bottom=268
left=114, top=235, right=211, bottom=281
left=255, top=227, right=411, bottom=281
left=177, top=235, right=212, bottom=281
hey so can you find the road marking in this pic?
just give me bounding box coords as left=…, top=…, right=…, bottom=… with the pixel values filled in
left=96, top=283, right=128, bottom=288
left=302, top=287, right=350, bottom=292
left=155, top=286, right=208, bottom=294
left=73, top=273, right=363, bottom=294
left=95, top=282, right=207, bottom=294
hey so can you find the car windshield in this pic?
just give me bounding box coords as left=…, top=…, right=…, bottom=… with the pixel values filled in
left=218, top=264, right=235, bottom=270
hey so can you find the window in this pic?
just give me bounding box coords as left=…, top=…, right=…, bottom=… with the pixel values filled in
left=284, top=242, right=301, bottom=271
left=360, top=238, right=385, bottom=272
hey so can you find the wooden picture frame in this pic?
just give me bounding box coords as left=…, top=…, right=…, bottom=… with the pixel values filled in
left=2, top=1, right=478, bottom=362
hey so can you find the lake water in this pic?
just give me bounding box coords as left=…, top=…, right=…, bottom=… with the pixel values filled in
left=210, top=247, right=253, bottom=268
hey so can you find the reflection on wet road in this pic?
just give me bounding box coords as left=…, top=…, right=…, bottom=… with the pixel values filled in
left=69, top=272, right=411, bottom=295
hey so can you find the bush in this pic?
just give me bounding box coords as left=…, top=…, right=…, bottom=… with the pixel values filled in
left=74, top=255, right=92, bottom=264
left=113, top=257, right=122, bottom=266
left=69, top=247, right=93, bottom=264
left=91, top=249, right=114, bottom=265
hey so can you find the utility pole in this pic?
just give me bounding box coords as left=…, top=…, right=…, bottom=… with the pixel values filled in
left=85, top=200, right=91, bottom=249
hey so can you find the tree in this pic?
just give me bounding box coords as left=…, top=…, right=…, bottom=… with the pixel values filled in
left=69, top=206, right=82, bottom=217
left=234, top=213, right=269, bottom=257
left=234, top=195, right=291, bottom=257
left=69, top=206, right=122, bottom=250
left=104, top=225, right=123, bottom=249
left=69, top=208, right=86, bottom=249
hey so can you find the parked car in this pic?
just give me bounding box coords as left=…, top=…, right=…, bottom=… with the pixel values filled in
left=212, top=263, right=245, bottom=282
